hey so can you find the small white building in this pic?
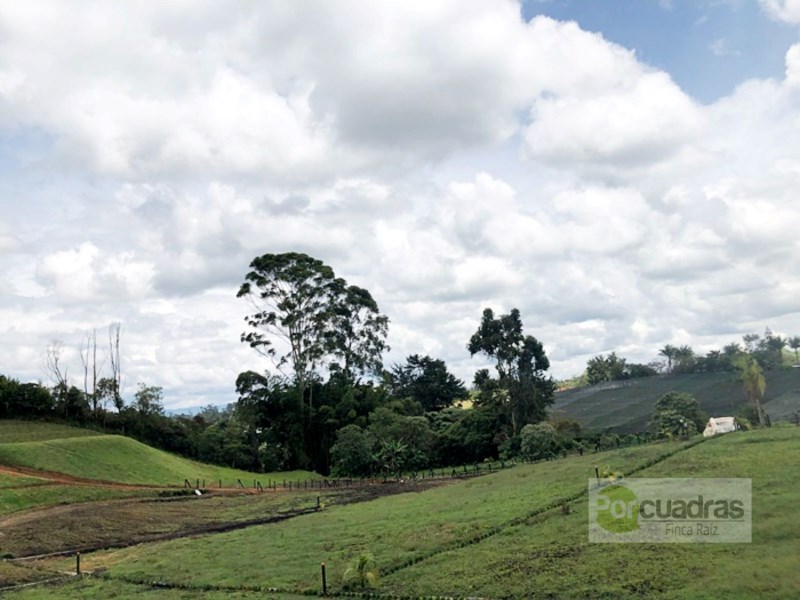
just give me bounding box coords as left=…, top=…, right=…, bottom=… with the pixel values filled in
left=703, top=416, right=736, bottom=438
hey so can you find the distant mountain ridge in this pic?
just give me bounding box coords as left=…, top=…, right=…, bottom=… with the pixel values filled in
left=551, top=370, right=800, bottom=433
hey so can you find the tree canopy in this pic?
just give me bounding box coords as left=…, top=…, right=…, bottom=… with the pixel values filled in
left=468, top=308, right=555, bottom=434
left=389, top=354, right=468, bottom=412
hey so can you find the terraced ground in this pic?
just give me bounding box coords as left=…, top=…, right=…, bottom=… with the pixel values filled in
left=552, top=369, right=800, bottom=432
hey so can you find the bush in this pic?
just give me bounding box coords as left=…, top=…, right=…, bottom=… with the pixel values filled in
left=520, top=422, right=557, bottom=460
left=330, top=424, right=374, bottom=477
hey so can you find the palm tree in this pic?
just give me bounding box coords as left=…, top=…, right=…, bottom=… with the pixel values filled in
left=674, top=345, right=695, bottom=373
left=659, top=344, right=678, bottom=373
left=739, top=357, right=766, bottom=426
left=342, top=553, right=380, bottom=590
left=789, top=336, right=800, bottom=364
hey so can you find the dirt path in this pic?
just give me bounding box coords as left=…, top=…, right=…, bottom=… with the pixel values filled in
left=0, top=464, right=176, bottom=491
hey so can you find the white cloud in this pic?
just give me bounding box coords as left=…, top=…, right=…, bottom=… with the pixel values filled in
left=760, top=0, right=800, bottom=23
left=2, top=2, right=800, bottom=406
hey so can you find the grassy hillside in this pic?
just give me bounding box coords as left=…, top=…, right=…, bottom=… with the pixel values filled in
left=0, top=422, right=318, bottom=486
left=27, top=427, right=795, bottom=600
left=0, top=421, right=101, bottom=444
left=377, top=427, right=800, bottom=599
left=67, top=441, right=691, bottom=591
left=552, top=369, right=800, bottom=432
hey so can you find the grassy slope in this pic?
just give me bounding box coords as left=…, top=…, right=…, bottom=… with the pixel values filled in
left=73, top=443, right=685, bottom=591
left=0, top=421, right=101, bottom=444
left=553, top=370, right=800, bottom=433
left=0, top=420, right=320, bottom=489
left=1, top=578, right=307, bottom=600
left=8, top=428, right=799, bottom=599
left=379, top=427, right=800, bottom=599
left=0, top=434, right=316, bottom=486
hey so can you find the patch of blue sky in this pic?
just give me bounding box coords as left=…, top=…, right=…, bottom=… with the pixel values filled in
left=521, top=0, right=800, bottom=103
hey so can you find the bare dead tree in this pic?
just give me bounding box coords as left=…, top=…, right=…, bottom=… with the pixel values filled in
left=80, top=328, right=105, bottom=419
left=108, top=322, right=124, bottom=411
left=44, top=340, right=69, bottom=390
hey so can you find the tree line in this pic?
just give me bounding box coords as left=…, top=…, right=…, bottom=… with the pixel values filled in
left=579, top=327, right=799, bottom=387
left=3, top=252, right=790, bottom=476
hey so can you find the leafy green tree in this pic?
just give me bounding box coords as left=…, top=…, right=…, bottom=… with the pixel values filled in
left=133, top=384, right=165, bottom=417
left=520, top=422, right=557, bottom=460
left=330, top=424, right=374, bottom=476
left=432, top=404, right=503, bottom=465
left=238, top=253, right=340, bottom=410
left=790, top=336, right=800, bottom=364
left=389, top=354, right=468, bottom=412
left=743, top=333, right=760, bottom=353
left=764, top=332, right=787, bottom=367
left=0, top=376, right=53, bottom=418
left=650, top=391, right=705, bottom=437
left=238, top=253, right=389, bottom=415
left=97, top=376, right=123, bottom=412
left=367, top=407, right=433, bottom=472
left=468, top=308, right=555, bottom=434
left=737, top=356, right=766, bottom=426
left=585, top=352, right=627, bottom=384
left=326, top=284, right=389, bottom=382
left=235, top=370, right=306, bottom=469
left=673, top=345, right=695, bottom=373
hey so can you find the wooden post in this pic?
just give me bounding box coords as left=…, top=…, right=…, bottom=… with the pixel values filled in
left=321, top=562, right=327, bottom=595
left=76, top=552, right=81, bottom=575
left=219, top=479, right=222, bottom=488
left=595, top=466, right=600, bottom=485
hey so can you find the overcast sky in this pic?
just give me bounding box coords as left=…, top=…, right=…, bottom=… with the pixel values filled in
left=2, top=1, right=800, bottom=409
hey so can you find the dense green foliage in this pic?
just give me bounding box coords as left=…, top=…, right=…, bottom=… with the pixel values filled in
left=468, top=308, right=556, bottom=434
left=650, top=391, right=706, bottom=437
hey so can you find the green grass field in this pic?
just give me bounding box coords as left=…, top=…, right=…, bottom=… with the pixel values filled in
left=58, top=441, right=694, bottom=592
left=2, top=426, right=798, bottom=598
left=17, top=427, right=792, bottom=600
left=0, top=422, right=318, bottom=486
left=0, top=473, right=48, bottom=488
left=0, top=485, right=153, bottom=517
left=377, top=427, right=800, bottom=599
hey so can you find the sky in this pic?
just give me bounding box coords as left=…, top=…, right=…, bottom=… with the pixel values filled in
left=2, top=0, right=800, bottom=409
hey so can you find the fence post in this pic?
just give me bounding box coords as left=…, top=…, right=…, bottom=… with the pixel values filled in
left=184, top=479, right=191, bottom=488
left=76, top=552, right=81, bottom=575
left=321, top=562, right=327, bottom=595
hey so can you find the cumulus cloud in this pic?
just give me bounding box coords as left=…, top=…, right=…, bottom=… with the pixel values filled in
left=760, top=0, right=800, bottom=23
left=2, top=1, right=800, bottom=407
